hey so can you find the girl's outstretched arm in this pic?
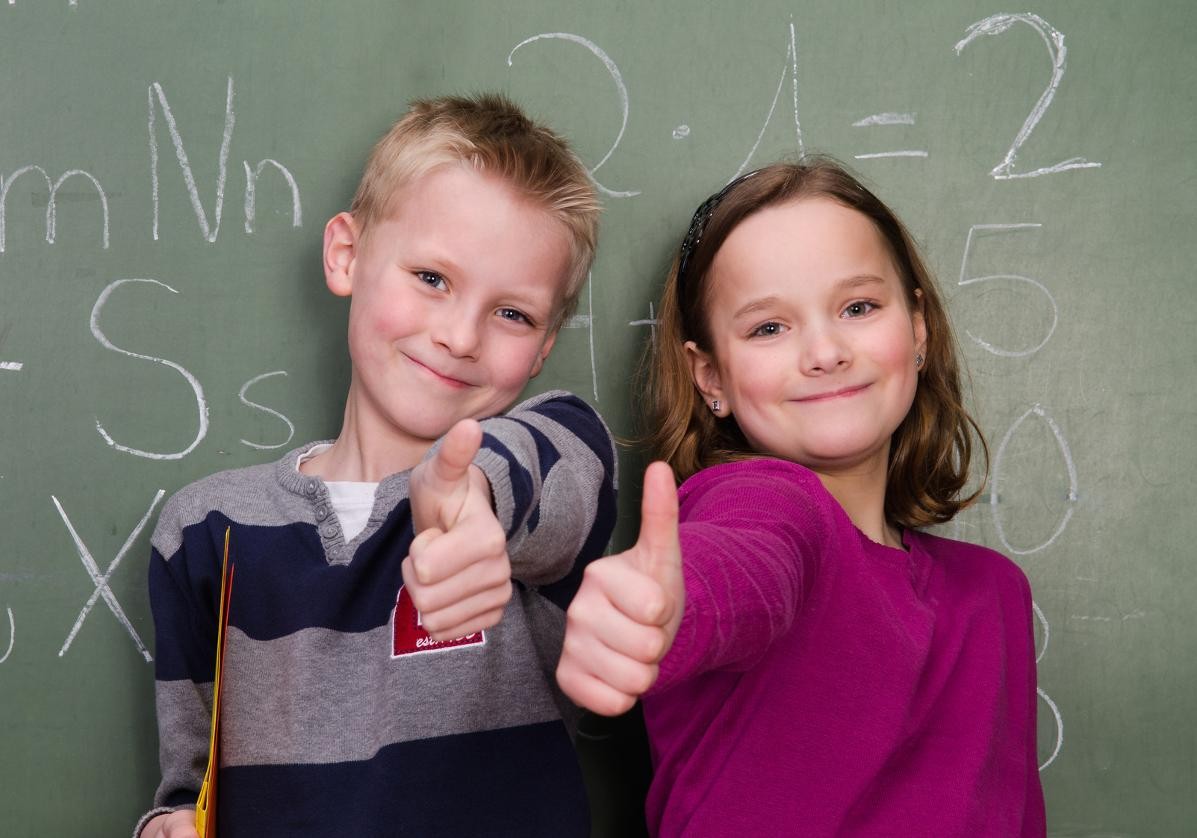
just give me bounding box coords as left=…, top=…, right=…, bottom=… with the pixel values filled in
left=656, top=458, right=833, bottom=690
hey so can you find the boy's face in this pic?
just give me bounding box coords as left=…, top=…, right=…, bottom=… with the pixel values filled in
left=325, top=164, right=572, bottom=463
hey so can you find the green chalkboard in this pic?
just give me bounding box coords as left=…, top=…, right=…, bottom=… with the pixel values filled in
left=1, top=1, right=1194, bottom=835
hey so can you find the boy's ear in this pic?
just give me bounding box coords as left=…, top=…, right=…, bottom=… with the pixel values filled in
left=323, top=212, right=359, bottom=297
left=684, top=340, right=725, bottom=408
left=528, top=328, right=559, bottom=379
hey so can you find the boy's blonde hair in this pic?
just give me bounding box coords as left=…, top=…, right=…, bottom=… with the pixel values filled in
left=350, top=93, right=601, bottom=326
left=645, top=158, right=988, bottom=529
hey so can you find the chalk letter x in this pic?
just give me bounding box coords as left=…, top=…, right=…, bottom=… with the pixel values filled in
left=53, top=490, right=164, bottom=661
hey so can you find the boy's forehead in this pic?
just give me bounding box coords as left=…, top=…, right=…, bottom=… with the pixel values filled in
left=375, top=165, right=574, bottom=301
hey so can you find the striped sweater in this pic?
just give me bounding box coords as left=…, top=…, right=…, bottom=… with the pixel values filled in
left=137, top=391, right=617, bottom=837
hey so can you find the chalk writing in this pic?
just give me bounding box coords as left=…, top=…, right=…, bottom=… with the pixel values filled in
left=854, top=151, right=928, bottom=160
left=990, top=403, right=1079, bottom=556
left=629, top=302, right=657, bottom=351
left=0, top=165, right=109, bottom=252
left=852, top=112, right=916, bottom=127
left=0, top=606, right=12, bottom=664
left=243, top=159, right=302, bottom=233
left=149, top=77, right=235, bottom=242
left=563, top=274, right=598, bottom=400
left=239, top=370, right=296, bottom=450
left=732, top=19, right=803, bottom=179
left=91, top=279, right=209, bottom=460
left=53, top=491, right=163, bottom=662
left=955, top=13, right=1101, bottom=180
left=1033, top=600, right=1049, bottom=663
left=852, top=111, right=927, bottom=160
left=957, top=223, right=1057, bottom=357
left=1038, top=687, right=1064, bottom=770
left=508, top=33, right=640, bottom=198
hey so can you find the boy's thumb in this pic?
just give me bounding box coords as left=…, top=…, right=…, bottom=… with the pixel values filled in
left=636, top=461, right=680, bottom=579
left=429, top=419, right=483, bottom=486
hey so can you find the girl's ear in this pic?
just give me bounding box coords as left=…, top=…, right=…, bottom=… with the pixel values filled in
left=912, top=288, right=928, bottom=360
left=685, top=340, right=727, bottom=412
left=323, top=212, right=359, bottom=297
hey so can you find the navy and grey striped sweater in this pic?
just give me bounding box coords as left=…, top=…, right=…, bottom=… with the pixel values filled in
left=138, top=391, right=617, bottom=837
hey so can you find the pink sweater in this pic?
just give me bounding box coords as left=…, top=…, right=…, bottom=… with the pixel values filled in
left=642, top=459, right=1045, bottom=836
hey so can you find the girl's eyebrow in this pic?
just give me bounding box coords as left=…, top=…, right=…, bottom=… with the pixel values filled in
left=732, top=295, right=783, bottom=320
left=836, top=274, right=888, bottom=291
left=732, top=275, right=889, bottom=320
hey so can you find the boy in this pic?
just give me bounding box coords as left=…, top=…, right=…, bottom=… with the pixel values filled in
left=137, top=94, right=614, bottom=837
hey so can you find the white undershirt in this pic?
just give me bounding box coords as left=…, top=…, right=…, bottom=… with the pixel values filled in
left=297, top=444, right=379, bottom=542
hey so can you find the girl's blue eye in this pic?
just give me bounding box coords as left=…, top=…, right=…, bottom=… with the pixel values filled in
left=497, top=307, right=530, bottom=325
left=843, top=300, right=876, bottom=318
left=751, top=321, right=785, bottom=337
left=417, top=270, right=446, bottom=290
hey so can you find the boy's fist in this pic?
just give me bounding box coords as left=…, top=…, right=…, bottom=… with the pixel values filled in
left=403, top=419, right=512, bottom=641
left=556, top=461, right=684, bottom=717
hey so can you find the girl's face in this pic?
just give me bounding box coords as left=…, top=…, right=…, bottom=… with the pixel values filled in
left=687, top=197, right=926, bottom=478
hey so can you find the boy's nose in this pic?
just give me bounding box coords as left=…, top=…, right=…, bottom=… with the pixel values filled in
left=800, top=327, right=851, bottom=374
left=431, top=312, right=481, bottom=359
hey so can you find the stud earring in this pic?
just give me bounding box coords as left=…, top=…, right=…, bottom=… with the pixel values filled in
left=914, top=353, right=924, bottom=369
left=711, top=399, right=721, bottom=413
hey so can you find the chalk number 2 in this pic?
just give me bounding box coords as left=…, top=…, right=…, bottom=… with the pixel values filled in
left=956, top=13, right=1101, bottom=180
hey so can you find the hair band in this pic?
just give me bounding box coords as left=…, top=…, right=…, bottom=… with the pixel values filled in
left=676, top=170, right=759, bottom=301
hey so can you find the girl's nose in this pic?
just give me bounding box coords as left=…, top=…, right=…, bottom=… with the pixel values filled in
left=800, top=326, right=851, bottom=374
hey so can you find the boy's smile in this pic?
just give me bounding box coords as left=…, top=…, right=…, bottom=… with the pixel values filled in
left=321, top=164, right=573, bottom=478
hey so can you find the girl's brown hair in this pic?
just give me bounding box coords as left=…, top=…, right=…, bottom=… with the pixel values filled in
left=645, top=158, right=987, bottom=529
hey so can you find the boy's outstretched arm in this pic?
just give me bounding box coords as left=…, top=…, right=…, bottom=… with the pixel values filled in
left=470, top=391, right=617, bottom=592
left=555, top=462, right=683, bottom=716
left=405, top=419, right=513, bottom=641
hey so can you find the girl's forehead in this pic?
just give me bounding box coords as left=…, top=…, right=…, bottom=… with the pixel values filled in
left=709, top=199, right=899, bottom=295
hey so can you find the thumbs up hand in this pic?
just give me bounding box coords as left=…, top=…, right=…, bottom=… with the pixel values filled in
left=556, top=462, right=684, bottom=716
left=403, top=420, right=512, bottom=641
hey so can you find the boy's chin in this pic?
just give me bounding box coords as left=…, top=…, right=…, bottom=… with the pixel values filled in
left=394, top=405, right=514, bottom=439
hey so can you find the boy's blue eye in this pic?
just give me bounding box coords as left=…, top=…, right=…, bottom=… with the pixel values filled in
left=417, top=270, right=446, bottom=290
left=843, top=301, right=877, bottom=318
left=497, top=307, right=530, bottom=325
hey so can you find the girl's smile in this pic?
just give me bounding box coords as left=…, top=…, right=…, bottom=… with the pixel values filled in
left=793, top=383, right=871, bottom=402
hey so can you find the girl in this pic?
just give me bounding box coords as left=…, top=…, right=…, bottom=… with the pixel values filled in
left=556, top=159, right=1046, bottom=836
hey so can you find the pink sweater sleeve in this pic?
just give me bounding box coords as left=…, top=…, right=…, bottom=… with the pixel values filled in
left=654, top=459, right=835, bottom=691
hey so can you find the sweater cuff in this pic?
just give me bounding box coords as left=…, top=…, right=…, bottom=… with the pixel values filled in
left=133, top=805, right=193, bottom=838
left=471, top=446, right=519, bottom=536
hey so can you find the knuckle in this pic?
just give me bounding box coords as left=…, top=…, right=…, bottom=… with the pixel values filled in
left=641, top=632, right=667, bottom=663
left=476, top=609, right=502, bottom=632
left=641, top=591, right=667, bottom=624
left=603, top=693, right=634, bottom=717
left=481, top=529, right=506, bottom=556
left=629, top=664, right=658, bottom=696
left=421, top=612, right=446, bottom=635
left=582, top=561, right=607, bottom=585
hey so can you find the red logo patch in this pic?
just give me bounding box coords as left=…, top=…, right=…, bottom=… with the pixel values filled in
left=391, top=585, right=486, bottom=658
